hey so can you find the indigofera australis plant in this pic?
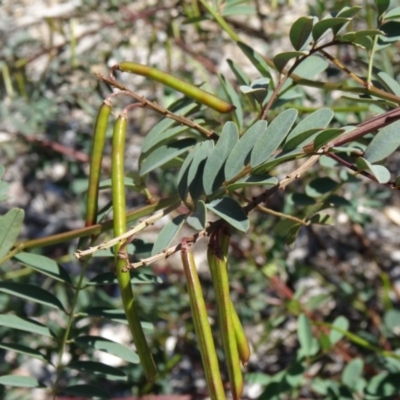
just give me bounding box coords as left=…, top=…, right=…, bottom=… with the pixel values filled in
left=2, top=1, right=400, bottom=398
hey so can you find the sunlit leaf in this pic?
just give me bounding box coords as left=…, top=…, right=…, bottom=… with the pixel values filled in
left=290, top=17, right=314, bottom=50
left=0, top=375, right=45, bottom=388
left=293, top=55, right=329, bottom=79
left=330, top=316, right=349, bottom=345
left=225, top=121, right=267, bottom=181
left=297, top=314, right=316, bottom=356
left=364, top=120, right=400, bottom=163
left=0, top=314, right=54, bottom=337
left=203, top=122, right=239, bottom=195
left=206, top=197, right=249, bottom=232
left=13, top=252, right=71, bottom=284
left=140, top=138, right=196, bottom=176
left=342, top=358, right=364, bottom=388
left=226, top=175, right=278, bottom=191
left=0, top=208, right=24, bottom=261
left=385, top=7, right=400, bottom=20
left=151, top=214, right=187, bottom=255
left=376, top=71, right=400, bottom=96
left=0, top=282, right=66, bottom=312
left=251, top=108, right=298, bottom=167
left=356, top=157, right=391, bottom=183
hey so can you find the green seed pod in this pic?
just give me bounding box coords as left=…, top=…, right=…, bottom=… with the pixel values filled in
left=112, top=115, right=157, bottom=383
left=181, top=241, right=226, bottom=400
left=207, top=232, right=243, bottom=400
left=116, top=61, right=235, bottom=114
left=85, top=100, right=111, bottom=227
left=231, top=300, right=251, bottom=366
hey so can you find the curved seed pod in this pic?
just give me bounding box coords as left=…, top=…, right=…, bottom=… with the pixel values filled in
left=181, top=241, right=226, bottom=400
left=207, top=232, right=243, bottom=400
left=116, top=62, right=235, bottom=114
left=231, top=300, right=251, bottom=366
left=112, top=115, right=157, bottom=383
left=85, top=100, right=112, bottom=228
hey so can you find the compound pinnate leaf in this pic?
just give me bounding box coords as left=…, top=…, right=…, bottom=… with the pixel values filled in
left=13, top=252, right=71, bottom=284
left=203, top=122, right=239, bottom=195
left=224, top=121, right=267, bottom=181
left=151, top=214, right=187, bottom=256
left=290, top=16, right=314, bottom=50
left=364, top=120, right=400, bottom=163
left=273, top=51, right=306, bottom=73
left=251, top=108, right=298, bottom=168
left=206, top=197, right=249, bottom=232
left=140, top=138, right=196, bottom=176
left=64, top=384, right=110, bottom=399
left=0, top=282, right=66, bottom=312
left=0, top=208, right=24, bottom=261
left=356, top=157, right=391, bottom=183
left=0, top=375, right=45, bottom=388
left=74, top=335, right=139, bottom=364
left=0, top=314, right=54, bottom=337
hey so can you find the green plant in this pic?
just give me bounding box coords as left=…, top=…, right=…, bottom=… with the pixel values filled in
left=1, top=1, right=400, bottom=399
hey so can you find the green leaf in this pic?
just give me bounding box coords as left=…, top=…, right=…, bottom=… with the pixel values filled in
left=140, top=138, right=196, bottom=176
left=290, top=17, right=314, bottom=50
left=219, top=73, right=243, bottom=130
left=332, top=6, right=361, bottom=35
left=74, top=335, right=139, bottom=364
left=151, top=214, right=187, bottom=255
left=313, top=128, right=344, bottom=150
left=330, top=316, right=349, bottom=345
left=356, top=157, right=391, bottom=183
left=177, top=142, right=197, bottom=201
left=297, top=314, right=314, bottom=356
left=273, top=51, right=306, bottom=73
left=364, top=120, right=400, bottom=163
left=0, top=314, right=54, bottom=337
left=88, top=271, right=161, bottom=285
left=376, top=71, right=400, bottom=96
left=385, top=7, right=400, bottom=20
left=221, top=4, right=256, bottom=16
left=342, top=358, right=364, bottom=388
left=293, top=55, right=329, bottom=79
left=187, top=200, right=207, bottom=230
left=312, top=18, right=350, bottom=41
left=0, top=208, right=24, bottom=261
left=203, top=122, right=239, bottom=195
left=305, top=177, right=338, bottom=198
left=13, top=252, right=71, bottom=284
left=365, top=372, right=399, bottom=398
left=206, top=197, right=249, bottom=232
left=0, top=375, right=45, bottom=388
left=375, top=0, right=390, bottom=16
left=188, top=140, right=213, bottom=200
left=284, top=108, right=334, bottom=150
left=64, top=384, right=110, bottom=399
left=224, top=121, right=267, bottom=181
left=226, top=175, right=278, bottom=191
left=0, top=282, right=66, bottom=312
left=0, top=343, right=50, bottom=363
left=227, top=59, right=250, bottom=85
left=82, top=307, right=127, bottom=324
left=67, top=360, right=126, bottom=379
left=142, top=103, right=197, bottom=153
left=378, top=21, right=400, bottom=45
left=237, top=41, right=273, bottom=83
left=251, top=108, right=298, bottom=167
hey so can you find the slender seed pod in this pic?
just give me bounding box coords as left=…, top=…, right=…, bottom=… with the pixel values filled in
left=231, top=300, right=251, bottom=366
left=181, top=241, right=226, bottom=400
left=85, top=100, right=112, bottom=227
left=115, top=62, right=235, bottom=114
left=207, top=232, right=243, bottom=400
left=112, top=115, right=157, bottom=383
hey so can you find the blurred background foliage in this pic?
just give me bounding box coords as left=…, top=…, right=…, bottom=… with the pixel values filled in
left=1, top=0, right=400, bottom=399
